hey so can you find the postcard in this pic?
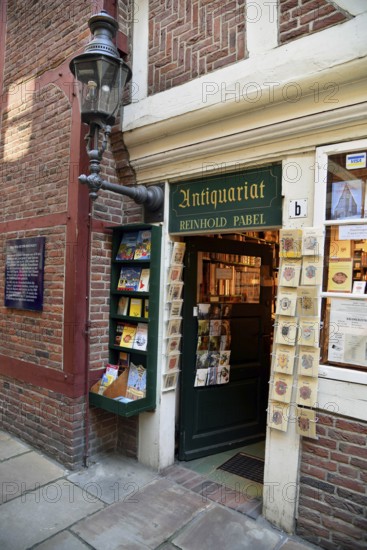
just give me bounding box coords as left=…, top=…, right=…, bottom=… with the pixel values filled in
left=296, top=407, right=317, bottom=439
left=270, top=373, right=293, bottom=403
left=275, top=316, right=298, bottom=346
left=167, top=282, right=184, bottom=301
left=301, top=257, right=323, bottom=286
left=166, top=336, right=181, bottom=355
left=196, top=351, right=210, bottom=369
left=279, top=259, right=302, bottom=287
left=166, top=353, right=180, bottom=372
left=168, top=265, right=183, bottom=283
left=170, top=300, right=183, bottom=317
left=273, top=344, right=296, bottom=375
left=297, top=286, right=319, bottom=317
left=276, top=287, right=298, bottom=317
left=170, top=241, right=186, bottom=265
left=162, top=371, right=179, bottom=391
left=167, top=318, right=182, bottom=337
left=296, top=375, right=318, bottom=406
left=268, top=400, right=289, bottom=432
left=302, top=228, right=324, bottom=256
left=209, top=319, right=222, bottom=336
left=194, top=369, right=207, bottom=387
left=352, top=281, right=366, bottom=294
left=297, top=346, right=320, bottom=378
left=279, top=229, right=302, bottom=258
left=298, top=317, right=320, bottom=346
left=216, top=365, right=230, bottom=384
left=197, top=303, right=210, bottom=319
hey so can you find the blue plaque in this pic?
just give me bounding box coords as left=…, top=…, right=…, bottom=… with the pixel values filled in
left=5, top=237, right=45, bottom=311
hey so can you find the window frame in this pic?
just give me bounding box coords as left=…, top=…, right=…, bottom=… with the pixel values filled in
left=314, top=139, right=367, bottom=385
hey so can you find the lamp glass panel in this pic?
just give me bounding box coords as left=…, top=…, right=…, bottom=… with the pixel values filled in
left=73, top=56, right=121, bottom=122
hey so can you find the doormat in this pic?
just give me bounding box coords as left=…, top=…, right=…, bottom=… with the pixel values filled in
left=217, top=453, right=264, bottom=484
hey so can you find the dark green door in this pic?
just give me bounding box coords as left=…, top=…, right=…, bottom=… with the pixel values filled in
left=179, top=236, right=273, bottom=461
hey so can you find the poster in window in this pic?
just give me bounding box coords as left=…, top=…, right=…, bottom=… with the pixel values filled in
left=327, top=260, right=353, bottom=293
left=328, top=298, right=367, bottom=367
left=330, top=180, right=363, bottom=220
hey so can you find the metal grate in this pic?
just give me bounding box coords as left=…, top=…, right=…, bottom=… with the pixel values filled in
left=217, top=452, right=264, bottom=484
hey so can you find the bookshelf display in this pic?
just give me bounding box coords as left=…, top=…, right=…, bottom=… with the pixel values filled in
left=89, top=223, right=162, bottom=417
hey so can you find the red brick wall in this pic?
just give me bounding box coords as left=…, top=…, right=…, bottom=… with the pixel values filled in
left=148, top=0, right=246, bottom=95
left=279, top=0, right=351, bottom=45
left=0, top=375, right=86, bottom=469
left=297, top=412, right=367, bottom=549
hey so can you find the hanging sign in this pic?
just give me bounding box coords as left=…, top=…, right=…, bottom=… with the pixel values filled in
left=5, top=237, right=45, bottom=311
left=169, top=164, right=282, bottom=234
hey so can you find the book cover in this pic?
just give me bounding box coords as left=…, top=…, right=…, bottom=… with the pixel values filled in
left=327, top=260, right=353, bottom=292
left=119, top=323, right=137, bottom=348
left=129, top=297, right=143, bottom=318
left=117, top=266, right=142, bottom=291
left=144, top=299, right=149, bottom=318
left=126, top=363, right=147, bottom=400
left=115, top=322, right=125, bottom=345
left=116, top=232, right=138, bottom=260
left=133, top=322, right=148, bottom=351
left=118, top=351, right=130, bottom=370
left=138, top=268, right=150, bottom=292
left=134, top=230, right=151, bottom=260
left=117, top=296, right=129, bottom=316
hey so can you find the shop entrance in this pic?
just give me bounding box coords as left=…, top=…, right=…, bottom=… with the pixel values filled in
left=178, top=235, right=274, bottom=461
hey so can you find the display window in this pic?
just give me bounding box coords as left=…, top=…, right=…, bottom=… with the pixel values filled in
left=314, top=140, right=367, bottom=374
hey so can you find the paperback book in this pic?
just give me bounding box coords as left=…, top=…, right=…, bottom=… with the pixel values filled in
left=117, top=266, right=142, bottom=291
left=134, top=230, right=151, bottom=260
left=117, top=296, right=129, bottom=316
left=116, top=232, right=138, bottom=260
left=138, top=268, right=150, bottom=292
left=129, top=297, right=143, bottom=318
left=133, top=323, right=148, bottom=351
left=119, top=323, right=137, bottom=348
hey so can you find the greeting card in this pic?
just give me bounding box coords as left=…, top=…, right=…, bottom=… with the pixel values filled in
left=276, top=287, right=298, bottom=317
left=268, top=400, right=289, bottom=432
left=273, top=344, right=296, bottom=375
left=301, top=257, right=323, bottom=286
left=297, top=286, right=319, bottom=317
left=279, top=229, right=302, bottom=258
left=298, top=317, right=320, bottom=347
left=301, top=228, right=324, bottom=256
left=296, top=375, right=318, bottom=406
left=296, top=406, right=317, bottom=439
left=297, top=346, right=320, bottom=378
left=270, top=373, right=293, bottom=403
left=279, top=259, right=302, bottom=287
left=275, top=316, right=298, bottom=346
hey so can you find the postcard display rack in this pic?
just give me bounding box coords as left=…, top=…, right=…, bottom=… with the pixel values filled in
left=89, top=224, right=162, bottom=417
left=163, top=242, right=186, bottom=391
left=267, top=228, right=324, bottom=439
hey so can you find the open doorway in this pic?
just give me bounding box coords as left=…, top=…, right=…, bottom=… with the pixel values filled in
left=177, top=230, right=279, bottom=491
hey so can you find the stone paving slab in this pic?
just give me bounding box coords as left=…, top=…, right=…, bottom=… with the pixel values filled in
left=171, top=505, right=282, bottom=550
left=0, top=480, right=103, bottom=550
left=71, top=477, right=212, bottom=549
left=0, top=451, right=67, bottom=504
left=67, top=453, right=158, bottom=504
left=0, top=430, right=30, bottom=461
left=34, top=530, right=91, bottom=550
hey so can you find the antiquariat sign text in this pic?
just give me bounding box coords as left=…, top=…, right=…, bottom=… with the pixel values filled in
left=169, top=164, right=282, bottom=234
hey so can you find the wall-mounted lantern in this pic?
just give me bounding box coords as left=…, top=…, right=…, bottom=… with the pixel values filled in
left=70, top=10, right=164, bottom=222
